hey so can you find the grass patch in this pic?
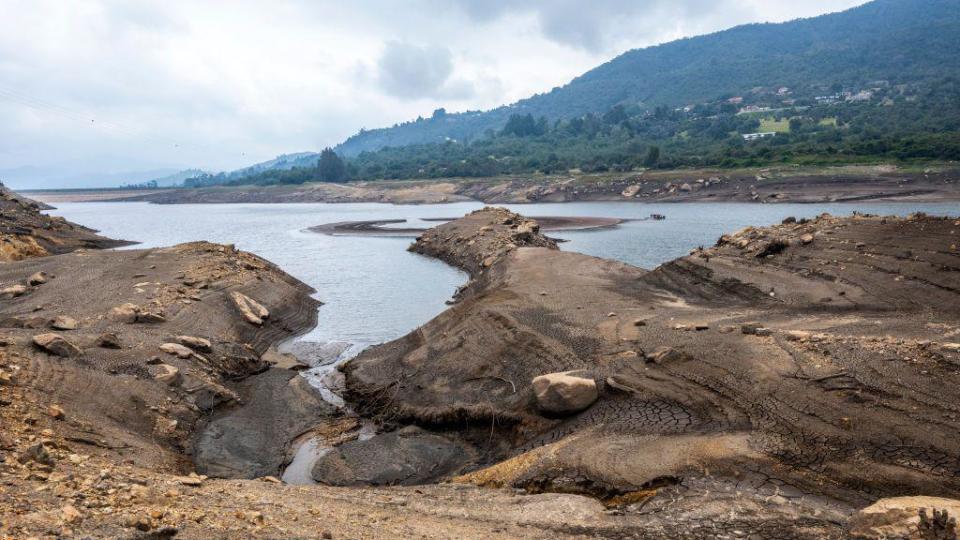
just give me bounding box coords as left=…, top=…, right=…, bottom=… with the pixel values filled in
left=819, top=117, right=838, bottom=127
left=759, top=117, right=791, bottom=133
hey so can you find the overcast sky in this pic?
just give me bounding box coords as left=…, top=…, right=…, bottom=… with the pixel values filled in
left=0, top=0, right=865, bottom=187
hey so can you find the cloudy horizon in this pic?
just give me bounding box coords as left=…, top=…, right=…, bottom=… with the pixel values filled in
left=0, top=0, right=866, bottom=188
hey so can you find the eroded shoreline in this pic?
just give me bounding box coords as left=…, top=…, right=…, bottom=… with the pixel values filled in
left=23, top=165, right=960, bottom=206
left=3, top=184, right=960, bottom=538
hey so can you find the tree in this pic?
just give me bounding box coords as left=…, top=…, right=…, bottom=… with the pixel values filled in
left=318, top=148, right=347, bottom=182
left=643, top=145, right=661, bottom=167
left=501, top=114, right=543, bottom=137
left=603, top=105, right=628, bottom=125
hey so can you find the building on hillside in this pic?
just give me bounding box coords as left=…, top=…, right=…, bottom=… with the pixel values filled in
left=776, top=87, right=790, bottom=96
left=847, top=90, right=873, bottom=102
left=727, top=96, right=744, bottom=104
left=742, top=132, right=777, bottom=141
left=739, top=105, right=772, bottom=114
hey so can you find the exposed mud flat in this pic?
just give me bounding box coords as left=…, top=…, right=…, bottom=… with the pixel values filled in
left=4, top=188, right=960, bottom=538
left=341, top=207, right=960, bottom=537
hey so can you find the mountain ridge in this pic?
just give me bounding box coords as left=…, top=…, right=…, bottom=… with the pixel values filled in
left=332, top=0, right=959, bottom=157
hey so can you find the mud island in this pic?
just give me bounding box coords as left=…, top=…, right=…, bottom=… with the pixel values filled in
left=2, top=188, right=960, bottom=539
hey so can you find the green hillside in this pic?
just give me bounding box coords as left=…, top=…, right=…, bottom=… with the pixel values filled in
left=335, top=0, right=960, bottom=157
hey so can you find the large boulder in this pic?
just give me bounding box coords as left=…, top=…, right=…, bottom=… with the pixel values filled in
left=27, top=271, right=48, bottom=286
left=849, top=496, right=960, bottom=538
left=159, top=342, right=193, bottom=359
left=32, top=333, right=82, bottom=357
left=50, top=315, right=78, bottom=331
left=150, top=363, right=181, bottom=385
left=176, top=335, right=212, bottom=352
left=0, top=284, right=28, bottom=298
left=108, top=303, right=140, bottom=324
left=532, top=371, right=598, bottom=415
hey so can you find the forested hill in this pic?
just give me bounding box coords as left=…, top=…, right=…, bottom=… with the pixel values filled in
left=336, top=0, right=960, bottom=156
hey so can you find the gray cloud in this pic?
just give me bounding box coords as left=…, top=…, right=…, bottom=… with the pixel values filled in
left=377, top=41, right=469, bottom=100
left=0, top=1, right=865, bottom=188
left=447, top=0, right=861, bottom=53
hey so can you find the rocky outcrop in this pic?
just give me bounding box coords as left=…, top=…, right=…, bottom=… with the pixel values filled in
left=849, top=496, right=960, bottom=538
left=0, top=238, right=321, bottom=484
left=230, top=291, right=270, bottom=326
left=0, top=183, right=129, bottom=261
left=31, top=333, right=82, bottom=357
left=311, top=426, right=472, bottom=486
left=409, top=207, right=558, bottom=276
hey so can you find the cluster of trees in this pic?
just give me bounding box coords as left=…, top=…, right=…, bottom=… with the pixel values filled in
left=184, top=77, right=960, bottom=188
left=185, top=147, right=348, bottom=187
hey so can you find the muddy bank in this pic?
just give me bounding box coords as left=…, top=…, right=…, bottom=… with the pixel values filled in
left=1, top=190, right=690, bottom=539
left=0, top=240, right=322, bottom=475
left=339, top=206, right=960, bottom=536
left=42, top=165, right=960, bottom=205
left=309, top=215, right=627, bottom=237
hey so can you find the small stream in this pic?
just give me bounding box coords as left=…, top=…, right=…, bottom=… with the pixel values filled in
left=277, top=339, right=380, bottom=484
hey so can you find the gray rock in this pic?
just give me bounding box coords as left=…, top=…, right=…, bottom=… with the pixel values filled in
left=108, top=303, right=140, bottom=324
left=159, top=343, right=193, bottom=359
left=176, top=335, right=212, bottom=352
left=50, top=315, right=78, bottom=331
left=19, top=442, right=55, bottom=466
left=311, top=426, right=470, bottom=486
left=230, top=291, right=269, bottom=326
left=532, top=371, right=598, bottom=415
left=32, top=333, right=82, bottom=357
left=0, top=285, right=28, bottom=298
left=194, top=369, right=334, bottom=478
left=646, top=346, right=684, bottom=364
left=95, top=333, right=122, bottom=349
left=150, top=363, right=181, bottom=385
left=27, top=272, right=48, bottom=286
left=137, top=311, right=166, bottom=323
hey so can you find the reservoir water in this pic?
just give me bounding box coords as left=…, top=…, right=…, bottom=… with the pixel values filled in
left=48, top=200, right=959, bottom=356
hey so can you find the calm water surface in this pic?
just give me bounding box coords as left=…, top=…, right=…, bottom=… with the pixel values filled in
left=48, top=200, right=959, bottom=354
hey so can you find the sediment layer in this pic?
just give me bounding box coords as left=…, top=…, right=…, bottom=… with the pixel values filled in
left=40, top=166, right=960, bottom=205
left=0, top=184, right=129, bottom=261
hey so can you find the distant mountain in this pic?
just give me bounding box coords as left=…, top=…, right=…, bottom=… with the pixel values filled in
left=0, top=165, right=184, bottom=190
left=335, top=0, right=960, bottom=156
left=223, top=152, right=319, bottom=179
left=144, top=169, right=208, bottom=187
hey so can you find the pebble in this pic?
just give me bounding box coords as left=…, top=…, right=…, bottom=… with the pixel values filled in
left=47, top=404, right=65, bottom=420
